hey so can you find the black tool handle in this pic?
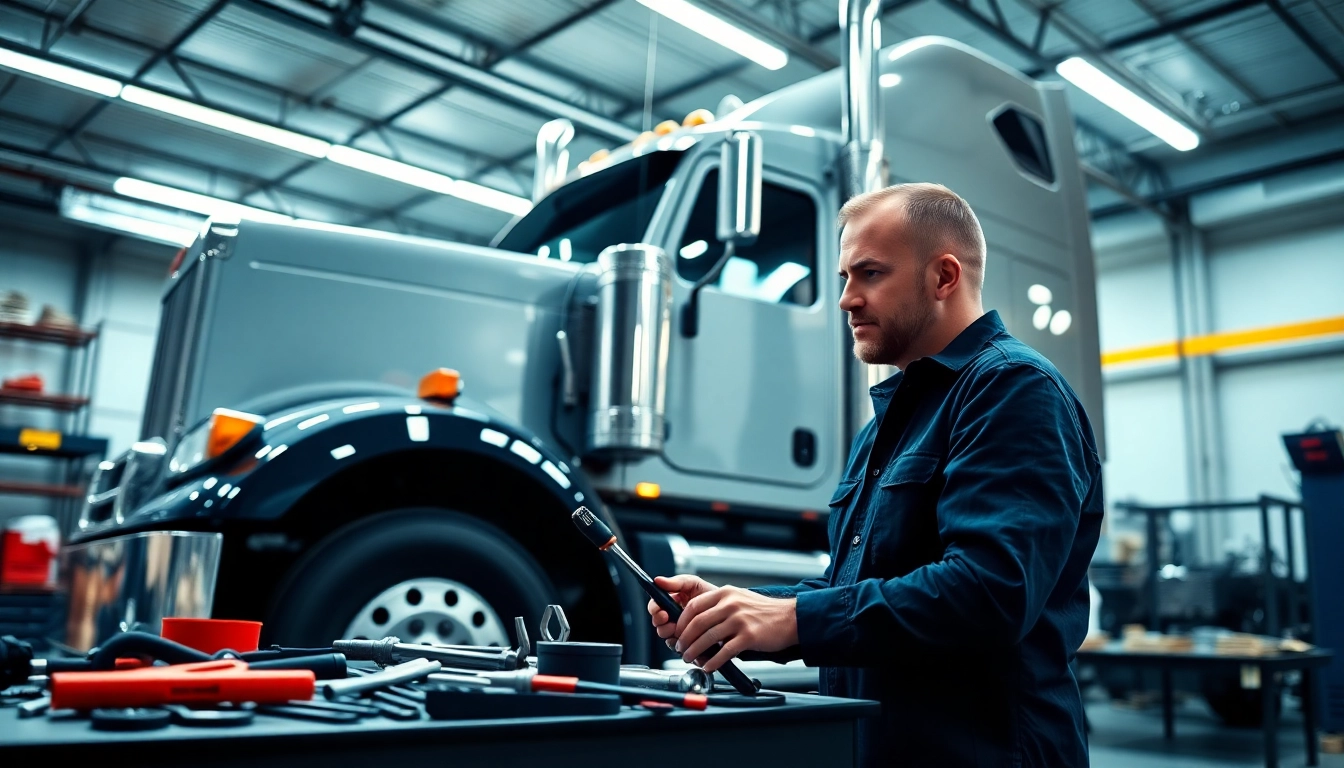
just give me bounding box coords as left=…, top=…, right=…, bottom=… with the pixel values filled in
left=571, top=507, right=758, bottom=697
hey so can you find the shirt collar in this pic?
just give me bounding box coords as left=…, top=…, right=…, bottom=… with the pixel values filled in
left=867, top=310, right=1004, bottom=416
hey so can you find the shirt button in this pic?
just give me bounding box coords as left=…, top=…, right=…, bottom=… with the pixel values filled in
left=871, top=468, right=881, bottom=477
left=852, top=535, right=861, bottom=546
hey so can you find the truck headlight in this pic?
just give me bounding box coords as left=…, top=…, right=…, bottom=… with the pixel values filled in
left=169, top=408, right=264, bottom=476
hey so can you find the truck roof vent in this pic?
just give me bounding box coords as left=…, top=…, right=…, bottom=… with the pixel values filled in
left=992, top=107, right=1054, bottom=185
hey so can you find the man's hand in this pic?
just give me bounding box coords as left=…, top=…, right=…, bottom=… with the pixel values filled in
left=646, top=574, right=798, bottom=673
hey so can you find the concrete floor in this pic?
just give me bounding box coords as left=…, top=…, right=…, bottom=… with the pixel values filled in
left=1086, top=689, right=1344, bottom=768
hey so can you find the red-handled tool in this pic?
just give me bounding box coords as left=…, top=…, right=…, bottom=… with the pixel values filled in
left=530, top=674, right=708, bottom=710
left=49, top=659, right=314, bottom=710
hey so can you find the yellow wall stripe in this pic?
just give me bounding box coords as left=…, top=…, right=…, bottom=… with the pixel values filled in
left=1101, top=315, right=1344, bottom=367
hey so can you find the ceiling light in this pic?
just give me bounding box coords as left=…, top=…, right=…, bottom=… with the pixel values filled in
left=0, top=47, right=122, bottom=97
left=326, top=145, right=456, bottom=194
left=636, top=0, right=788, bottom=70
left=112, top=177, right=293, bottom=223
left=120, top=85, right=331, bottom=157
left=1049, top=309, right=1072, bottom=335
left=449, top=179, right=532, bottom=216
left=60, top=188, right=200, bottom=246
left=1028, top=284, right=1052, bottom=305
left=1056, top=57, right=1199, bottom=151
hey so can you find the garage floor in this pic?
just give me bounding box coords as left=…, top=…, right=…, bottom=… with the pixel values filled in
left=1086, top=688, right=1344, bottom=768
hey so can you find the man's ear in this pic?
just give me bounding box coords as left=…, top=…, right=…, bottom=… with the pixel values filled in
left=932, top=254, right=962, bottom=300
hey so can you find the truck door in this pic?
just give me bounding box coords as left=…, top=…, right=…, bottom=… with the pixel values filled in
left=659, top=159, right=840, bottom=487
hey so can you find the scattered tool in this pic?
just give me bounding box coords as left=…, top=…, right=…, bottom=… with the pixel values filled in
left=334, top=616, right=530, bottom=671
left=318, top=658, right=439, bottom=700
left=430, top=669, right=709, bottom=710
left=539, top=605, right=570, bottom=642
left=49, top=659, right=315, bottom=710
left=619, top=666, right=711, bottom=694
left=571, top=506, right=759, bottom=697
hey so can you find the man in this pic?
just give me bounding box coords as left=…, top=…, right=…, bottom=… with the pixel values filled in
left=648, top=183, right=1102, bottom=767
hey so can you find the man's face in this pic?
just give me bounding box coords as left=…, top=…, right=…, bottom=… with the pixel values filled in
left=838, top=203, right=936, bottom=367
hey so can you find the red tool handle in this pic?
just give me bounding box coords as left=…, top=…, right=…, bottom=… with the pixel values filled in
left=531, top=674, right=708, bottom=710
left=50, top=659, right=315, bottom=710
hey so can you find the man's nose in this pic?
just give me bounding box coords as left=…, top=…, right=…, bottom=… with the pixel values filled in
left=839, top=283, right=861, bottom=312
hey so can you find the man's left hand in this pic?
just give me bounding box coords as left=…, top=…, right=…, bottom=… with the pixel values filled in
left=673, top=587, right=798, bottom=673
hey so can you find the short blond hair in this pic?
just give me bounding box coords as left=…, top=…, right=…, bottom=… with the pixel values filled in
left=839, top=183, right=986, bottom=290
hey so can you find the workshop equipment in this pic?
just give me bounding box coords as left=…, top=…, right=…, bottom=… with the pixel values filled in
left=160, top=617, right=262, bottom=654
left=318, top=658, right=440, bottom=700
left=536, top=642, right=622, bottom=686
left=618, top=666, right=710, bottom=694
left=49, top=659, right=315, bottom=710
left=572, top=506, right=758, bottom=696
left=334, top=615, right=530, bottom=671
left=431, top=669, right=708, bottom=710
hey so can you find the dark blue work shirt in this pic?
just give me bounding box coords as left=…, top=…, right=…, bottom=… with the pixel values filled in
left=753, top=311, right=1102, bottom=767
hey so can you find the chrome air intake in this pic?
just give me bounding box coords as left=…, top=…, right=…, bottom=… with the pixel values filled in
left=586, top=243, right=674, bottom=457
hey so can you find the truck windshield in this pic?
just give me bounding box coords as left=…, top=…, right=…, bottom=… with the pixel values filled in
left=496, top=150, right=683, bottom=264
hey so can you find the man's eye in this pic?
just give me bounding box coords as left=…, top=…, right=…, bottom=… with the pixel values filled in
left=865, top=270, right=880, bottom=278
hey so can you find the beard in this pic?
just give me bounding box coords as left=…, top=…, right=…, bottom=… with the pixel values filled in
left=850, top=292, right=936, bottom=367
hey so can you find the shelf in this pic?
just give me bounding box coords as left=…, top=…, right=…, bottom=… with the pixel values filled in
left=0, top=427, right=108, bottom=459
left=0, top=321, right=98, bottom=347
left=0, top=390, right=90, bottom=411
left=0, top=479, right=85, bottom=498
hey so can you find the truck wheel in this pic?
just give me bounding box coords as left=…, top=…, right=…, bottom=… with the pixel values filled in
left=264, top=508, right=557, bottom=648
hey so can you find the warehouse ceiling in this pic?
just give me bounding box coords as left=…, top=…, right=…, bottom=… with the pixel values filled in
left=0, top=0, right=1342, bottom=244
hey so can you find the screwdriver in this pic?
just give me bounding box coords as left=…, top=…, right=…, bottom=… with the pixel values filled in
left=571, top=506, right=758, bottom=697
left=431, top=670, right=709, bottom=710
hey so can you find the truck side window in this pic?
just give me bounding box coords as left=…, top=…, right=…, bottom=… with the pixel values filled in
left=675, top=170, right=817, bottom=306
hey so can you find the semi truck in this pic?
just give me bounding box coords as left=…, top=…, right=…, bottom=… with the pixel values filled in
left=64, top=0, right=1103, bottom=667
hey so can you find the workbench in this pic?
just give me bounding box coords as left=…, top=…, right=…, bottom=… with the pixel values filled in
left=0, top=692, right=877, bottom=767
left=1077, top=642, right=1333, bottom=768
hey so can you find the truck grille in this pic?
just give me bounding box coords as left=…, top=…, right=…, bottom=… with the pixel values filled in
left=140, top=249, right=213, bottom=442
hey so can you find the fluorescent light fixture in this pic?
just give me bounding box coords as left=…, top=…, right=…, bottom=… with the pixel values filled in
left=449, top=178, right=532, bottom=216
left=120, top=85, right=330, bottom=157
left=0, top=47, right=122, bottom=97
left=60, top=187, right=201, bottom=246
left=113, top=177, right=292, bottom=223
left=1049, top=309, right=1072, bottom=336
left=879, top=73, right=902, bottom=88
left=636, top=0, right=788, bottom=70
left=1056, top=57, right=1199, bottom=151
left=325, top=145, right=455, bottom=194
left=1033, top=304, right=1052, bottom=330
left=326, top=146, right=531, bottom=215
left=1027, top=284, right=1053, bottom=305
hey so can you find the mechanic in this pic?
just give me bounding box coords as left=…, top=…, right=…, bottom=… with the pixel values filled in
left=648, top=183, right=1103, bottom=767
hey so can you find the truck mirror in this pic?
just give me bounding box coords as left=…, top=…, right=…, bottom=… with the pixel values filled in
left=716, top=130, right=762, bottom=245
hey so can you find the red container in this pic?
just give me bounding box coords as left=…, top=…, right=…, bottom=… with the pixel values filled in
left=0, top=516, right=59, bottom=588
left=160, top=617, right=262, bottom=654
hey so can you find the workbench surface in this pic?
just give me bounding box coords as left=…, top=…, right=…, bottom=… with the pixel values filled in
left=0, top=692, right=879, bottom=767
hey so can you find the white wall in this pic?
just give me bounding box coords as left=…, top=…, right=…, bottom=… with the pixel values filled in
left=1093, top=170, right=1344, bottom=571
left=0, top=205, right=171, bottom=527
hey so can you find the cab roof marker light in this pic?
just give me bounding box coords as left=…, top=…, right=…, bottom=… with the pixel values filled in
left=342, top=402, right=379, bottom=414
left=0, top=47, right=123, bottom=97
left=255, top=446, right=272, bottom=459
left=227, top=487, right=241, bottom=499
left=407, top=416, right=430, bottom=442
left=203, top=477, right=218, bottom=490
left=510, top=440, right=542, bottom=465
left=268, top=444, right=288, bottom=460
left=331, top=444, right=356, bottom=460
left=218, top=483, right=232, bottom=497
left=296, top=414, right=330, bottom=430
left=541, top=461, right=571, bottom=489
left=120, top=85, right=331, bottom=157
left=480, top=428, right=509, bottom=447
left=636, top=0, right=788, bottom=70
left=1056, top=57, right=1199, bottom=151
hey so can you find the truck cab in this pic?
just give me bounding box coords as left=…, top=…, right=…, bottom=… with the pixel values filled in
left=63, top=31, right=1101, bottom=667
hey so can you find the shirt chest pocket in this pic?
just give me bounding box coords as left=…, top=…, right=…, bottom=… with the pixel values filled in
left=866, top=452, right=943, bottom=574
left=827, top=476, right=861, bottom=546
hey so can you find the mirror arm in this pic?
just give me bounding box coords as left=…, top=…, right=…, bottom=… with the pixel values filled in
left=679, top=240, right=735, bottom=339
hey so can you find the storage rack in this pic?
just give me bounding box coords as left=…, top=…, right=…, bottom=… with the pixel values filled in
left=0, top=319, right=108, bottom=538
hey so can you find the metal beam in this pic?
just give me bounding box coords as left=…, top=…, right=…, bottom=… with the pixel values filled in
left=1266, top=0, right=1344, bottom=83
left=42, top=0, right=230, bottom=155
left=696, top=0, right=839, bottom=70
left=1103, top=0, right=1265, bottom=52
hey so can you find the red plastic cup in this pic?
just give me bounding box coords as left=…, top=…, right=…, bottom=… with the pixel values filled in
left=160, top=618, right=262, bottom=654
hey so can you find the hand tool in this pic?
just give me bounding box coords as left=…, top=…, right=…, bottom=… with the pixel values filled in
left=49, top=659, right=315, bottom=710
left=334, top=616, right=530, bottom=671
left=17, top=694, right=50, bottom=718
left=571, top=506, right=759, bottom=696
left=619, top=666, right=711, bottom=693
left=540, top=604, right=570, bottom=642
left=161, top=703, right=256, bottom=727
left=431, top=668, right=709, bottom=710
left=368, top=690, right=421, bottom=720
left=255, top=703, right=360, bottom=724
left=277, top=698, right=380, bottom=717
left=318, top=658, right=440, bottom=700
left=91, top=707, right=172, bottom=731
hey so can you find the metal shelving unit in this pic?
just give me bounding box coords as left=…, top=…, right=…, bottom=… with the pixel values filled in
left=0, top=320, right=107, bottom=535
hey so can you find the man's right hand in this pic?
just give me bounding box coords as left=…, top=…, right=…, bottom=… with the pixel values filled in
left=647, top=574, right=717, bottom=643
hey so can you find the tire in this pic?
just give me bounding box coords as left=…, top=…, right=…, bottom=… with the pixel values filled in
left=264, top=508, right=557, bottom=648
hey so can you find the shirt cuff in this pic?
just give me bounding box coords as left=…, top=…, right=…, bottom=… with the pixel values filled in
left=796, top=586, right=858, bottom=666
